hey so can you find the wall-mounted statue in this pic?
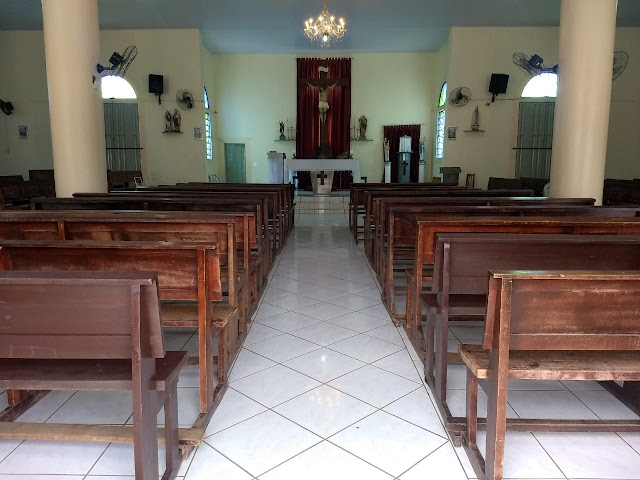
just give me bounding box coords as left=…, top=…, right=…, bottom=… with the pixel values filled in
left=172, top=109, right=181, bottom=133
left=164, top=110, right=172, bottom=132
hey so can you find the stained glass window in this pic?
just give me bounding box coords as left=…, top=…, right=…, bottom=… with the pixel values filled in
left=438, top=82, right=448, bottom=107
left=205, top=112, right=212, bottom=160
left=435, top=110, right=446, bottom=159
left=204, top=87, right=210, bottom=110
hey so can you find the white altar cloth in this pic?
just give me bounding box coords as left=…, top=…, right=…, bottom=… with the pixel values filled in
left=287, top=159, right=361, bottom=183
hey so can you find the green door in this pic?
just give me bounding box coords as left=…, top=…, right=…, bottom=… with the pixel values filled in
left=224, top=143, right=246, bottom=183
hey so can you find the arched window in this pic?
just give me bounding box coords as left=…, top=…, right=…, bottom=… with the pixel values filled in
left=435, top=82, right=447, bottom=159
left=101, top=75, right=137, bottom=99
left=204, top=87, right=213, bottom=160
left=522, top=73, right=558, bottom=98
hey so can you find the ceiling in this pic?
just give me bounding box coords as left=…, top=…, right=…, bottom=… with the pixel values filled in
left=2, top=0, right=640, bottom=53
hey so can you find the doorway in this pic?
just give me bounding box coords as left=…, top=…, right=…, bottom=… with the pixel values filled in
left=515, top=101, right=555, bottom=179
left=224, top=143, right=246, bottom=183
left=103, top=102, right=141, bottom=171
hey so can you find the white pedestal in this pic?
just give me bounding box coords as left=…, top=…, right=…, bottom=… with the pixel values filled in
left=418, top=161, right=426, bottom=183
left=311, top=171, right=334, bottom=196
left=384, top=162, right=391, bottom=183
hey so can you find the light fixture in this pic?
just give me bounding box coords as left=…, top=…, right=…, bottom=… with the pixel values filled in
left=304, top=0, right=346, bottom=47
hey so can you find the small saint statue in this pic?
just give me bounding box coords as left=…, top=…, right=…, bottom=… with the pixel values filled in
left=471, top=106, right=480, bottom=131
left=279, top=121, right=286, bottom=140
left=307, top=81, right=338, bottom=124
left=164, top=110, right=172, bottom=132
left=172, top=109, right=181, bottom=133
left=383, top=138, right=391, bottom=163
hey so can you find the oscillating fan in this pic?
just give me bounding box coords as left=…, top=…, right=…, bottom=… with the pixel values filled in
left=613, top=51, right=630, bottom=81
left=97, top=45, right=138, bottom=77
left=448, top=87, right=472, bottom=107
left=176, top=90, right=194, bottom=111
left=0, top=99, right=14, bottom=115
left=513, top=53, right=557, bottom=78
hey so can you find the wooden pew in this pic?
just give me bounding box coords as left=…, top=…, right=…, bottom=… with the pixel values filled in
left=461, top=270, right=640, bottom=480
left=383, top=206, right=640, bottom=320
left=351, top=185, right=474, bottom=243
left=372, top=197, right=597, bottom=271
left=406, top=214, right=640, bottom=330
left=140, top=184, right=292, bottom=248
left=174, top=183, right=295, bottom=238
left=107, top=170, right=143, bottom=191
left=0, top=209, right=263, bottom=316
left=418, top=233, right=640, bottom=442
left=32, top=195, right=272, bottom=278
left=361, top=189, right=537, bottom=251
left=66, top=193, right=275, bottom=263
left=0, top=271, right=188, bottom=479
left=0, top=240, right=236, bottom=416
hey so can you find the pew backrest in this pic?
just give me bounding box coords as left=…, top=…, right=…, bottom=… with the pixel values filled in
left=0, top=270, right=164, bottom=359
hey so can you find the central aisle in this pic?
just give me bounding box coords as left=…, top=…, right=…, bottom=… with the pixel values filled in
left=189, top=212, right=466, bottom=479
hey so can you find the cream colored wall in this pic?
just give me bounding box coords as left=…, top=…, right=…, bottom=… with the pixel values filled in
left=0, top=29, right=208, bottom=185
left=606, top=28, right=640, bottom=179
left=210, top=53, right=435, bottom=183
left=100, top=29, right=206, bottom=185
left=0, top=31, right=53, bottom=179
left=443, top=27, right=560, bottom=189
left=443, top=26, right=640, bottom=188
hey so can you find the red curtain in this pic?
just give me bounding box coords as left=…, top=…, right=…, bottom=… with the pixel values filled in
left=296, top=58, right=320, bottom=159
left=296, top=58, right=351, bottom=159
left=326, top=58, right=351, bottom=157
left=383, top=125, right=421, bottom=182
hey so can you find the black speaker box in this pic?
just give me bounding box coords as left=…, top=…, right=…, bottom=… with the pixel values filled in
left=489, top=73, right=509, bottom=94
left=148, top=74, right=164, bottom=95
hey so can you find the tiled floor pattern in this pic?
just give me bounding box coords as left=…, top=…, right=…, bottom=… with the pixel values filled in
left=1, top=211, right=640, bottom=479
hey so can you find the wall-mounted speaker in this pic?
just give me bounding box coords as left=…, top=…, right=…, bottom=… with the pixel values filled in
left=148, top=74, right=164, bottom=95
left=489, top=73, right=509, bottom=102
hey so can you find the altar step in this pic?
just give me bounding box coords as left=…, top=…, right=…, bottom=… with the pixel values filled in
left=295, top=193, right=349, bottom=214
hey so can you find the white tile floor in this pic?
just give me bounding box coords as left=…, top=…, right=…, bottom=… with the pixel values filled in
left=2, top=210, right=640, bottom=479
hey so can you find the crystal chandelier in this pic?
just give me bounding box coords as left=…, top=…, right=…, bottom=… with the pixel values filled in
left=304, top=0, right=346, bottom=47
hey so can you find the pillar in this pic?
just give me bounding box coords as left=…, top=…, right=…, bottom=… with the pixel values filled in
left=549, top=0, right=617, bottom=204
left=42, top=0, right=107, bottom=196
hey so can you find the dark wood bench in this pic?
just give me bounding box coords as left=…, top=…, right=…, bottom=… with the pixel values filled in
left=382, top=206, right=640, bottom=320
left=349, top=183, right=467, bottom=241
left=407, top=216, right=640, bottom=335
left=361, top=188, right=536, bottom=248
left=65, top=193, right=275, bottom=263
left=0, top=209, right=262, bottom=318
left=0, top=240, right=236, bottom=417
left=418, top=233, right=640, bottom=441
left=373, top=198, right=599, bottom=273
left=461, top=270, right=640, bottom=480
left=32, top=195, right=272, bottom=276
left=0, top=271, right=188, bottom=479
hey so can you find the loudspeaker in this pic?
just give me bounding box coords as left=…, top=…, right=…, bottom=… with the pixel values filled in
left=148, top=74, right=164, bottom=95
left=489, top=73, right=509, bottom=94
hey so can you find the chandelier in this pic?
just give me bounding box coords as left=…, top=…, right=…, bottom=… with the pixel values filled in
left=304, top=0, right=346, bottom=47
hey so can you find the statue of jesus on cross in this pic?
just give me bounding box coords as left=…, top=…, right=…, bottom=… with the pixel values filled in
left=306, top=80, right=338, bottom=124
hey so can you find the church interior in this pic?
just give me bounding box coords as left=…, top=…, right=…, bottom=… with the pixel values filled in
left=1, top=1, right=640, bottom=479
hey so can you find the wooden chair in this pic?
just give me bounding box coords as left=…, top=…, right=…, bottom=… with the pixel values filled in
left=461, top=270, right=640, bottom=480
left=0, top=271, right=187, bottom=480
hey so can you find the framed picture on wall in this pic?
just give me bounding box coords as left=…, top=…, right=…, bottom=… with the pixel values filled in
left=447, top=126, right=457, bottom=140
left=18, top=126, right=28, bottom=139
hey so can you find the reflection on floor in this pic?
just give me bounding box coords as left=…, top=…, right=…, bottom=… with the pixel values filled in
left=1, top=211, right=639, bottom=479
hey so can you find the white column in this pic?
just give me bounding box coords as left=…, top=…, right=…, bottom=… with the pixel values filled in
left=549, top=0, right=617, bottom=204
left=418, top=161, right=426, bottom=183
left=42, top=0, right=107, bottom=196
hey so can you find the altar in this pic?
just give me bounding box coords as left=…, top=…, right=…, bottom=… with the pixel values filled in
left=287, top=158, right=361, bottom=195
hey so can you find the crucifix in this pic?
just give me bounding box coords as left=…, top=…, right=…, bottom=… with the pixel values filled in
left=298, top=60, right=350, bottom=149
left=316, top=171, right=328, bottom=185
left=401, top=159, right=409, bottom=177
